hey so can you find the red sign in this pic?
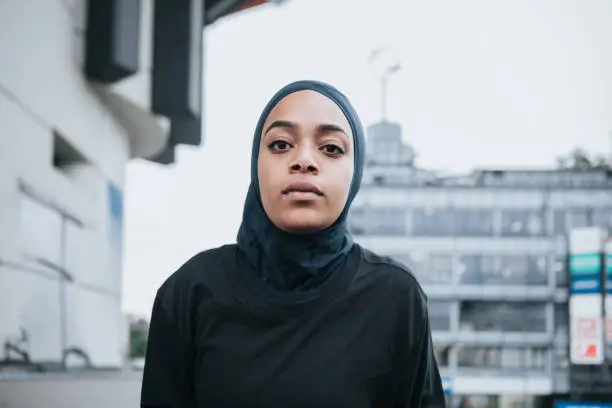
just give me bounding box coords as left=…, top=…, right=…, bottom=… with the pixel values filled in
left=584, top=344, right=598, bottom=357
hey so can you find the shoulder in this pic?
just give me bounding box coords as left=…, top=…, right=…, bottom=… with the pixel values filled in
left=355, top=244, right=429, bottom=314
left=155, top=244, right=236, bottom=309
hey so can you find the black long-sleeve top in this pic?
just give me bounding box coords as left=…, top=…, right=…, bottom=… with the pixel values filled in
left=141, top=244, right=446, bottom=408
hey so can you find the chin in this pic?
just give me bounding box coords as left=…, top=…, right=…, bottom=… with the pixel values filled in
left=277, top=209, right=330, bottom=234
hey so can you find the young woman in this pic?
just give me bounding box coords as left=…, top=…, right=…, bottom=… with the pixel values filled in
left=141, top=80, right=445, bottom=408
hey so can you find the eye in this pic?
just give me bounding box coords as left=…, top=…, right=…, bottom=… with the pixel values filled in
left=268, top=140, right=292, bottom=152
left=321, top=144, right=345, bottom=156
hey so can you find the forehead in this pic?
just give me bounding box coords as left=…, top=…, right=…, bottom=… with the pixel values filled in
left=262, top=90, right=353, bottom=138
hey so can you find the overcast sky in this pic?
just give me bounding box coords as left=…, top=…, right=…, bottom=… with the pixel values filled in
left=121, top=0, right=612, bottom=318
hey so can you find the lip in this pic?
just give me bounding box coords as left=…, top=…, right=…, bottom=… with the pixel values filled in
left=281, top=181, right=323, bottom=196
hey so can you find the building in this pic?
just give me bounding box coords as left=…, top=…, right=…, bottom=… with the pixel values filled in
left=349, top=121, right=612, bottom=407
left=0, top=1, right=287, bottom=407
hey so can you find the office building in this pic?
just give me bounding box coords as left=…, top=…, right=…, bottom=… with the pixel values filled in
left=349, top=121, right=612, bottom=407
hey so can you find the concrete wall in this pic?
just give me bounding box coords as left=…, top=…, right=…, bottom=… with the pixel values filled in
left=0, top=0, right=165, bottom=368
left=0, top=371, right=143, bottom=408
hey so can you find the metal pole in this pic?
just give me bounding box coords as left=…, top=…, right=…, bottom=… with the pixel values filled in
left=381, top=74, right=387, bottom=122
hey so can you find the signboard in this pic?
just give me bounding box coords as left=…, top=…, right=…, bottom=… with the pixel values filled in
left=441, top=376, right=452, bottom=395
left=605, top=240, right=612, bottom=359
left=606, top=239, right=612, bottom=294
left=570, top=316, right=605, bottom=364
left=568, top=227, right=606, bottom=365
left=555, top=402, right=612, bottom=408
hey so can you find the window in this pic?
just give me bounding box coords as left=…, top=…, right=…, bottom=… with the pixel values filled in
left=554, top=255, right=568, bottom=287
left=554, top=304, right=569, bottom=335
left=458, top=347, right=547, bottom=371
left=413, top=208, right=454, bottom=236
left=592, top=209, right=612, bottom=229
left=552, top=210, right=567, bottom=236
left=457, top=255, right=546, bottom=285
left=454, top=209, right=494, bottom=236
left=457, top=255, right=495, bottom=284
left=500, top=210, right=545, bottom=236
left=568, top=209, right=590, bottom=229
left=498, top=255, right=547, bottom=285
left=391, top=252, right=453, bottom=284
left=428, top=301, right=452, bottom=331
left=434, top=344, right=450, bottom=367
left=460, top=302, right=547, bottom=332
left=348, top=207, right=405, bottom=235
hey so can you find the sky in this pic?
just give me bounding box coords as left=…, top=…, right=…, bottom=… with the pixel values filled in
left=121, top=0, right=612, bottom=318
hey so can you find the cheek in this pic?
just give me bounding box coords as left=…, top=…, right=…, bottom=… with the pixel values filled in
left=330, top=164, right=354, bottom=206
left=257, top=156, right=280, bottom=202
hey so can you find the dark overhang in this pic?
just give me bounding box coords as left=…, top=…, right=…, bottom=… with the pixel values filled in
left=83, top=0, right=287, bottom=165
left=84, top=0, right=142, bottom=83
left=148, top=0, right=287, bottom=165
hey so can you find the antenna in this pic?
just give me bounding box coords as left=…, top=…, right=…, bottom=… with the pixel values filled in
left=368, top=46, right=402, bottom=122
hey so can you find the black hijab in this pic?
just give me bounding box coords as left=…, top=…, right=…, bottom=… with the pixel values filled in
left=236, top=80, right=366, bottom=291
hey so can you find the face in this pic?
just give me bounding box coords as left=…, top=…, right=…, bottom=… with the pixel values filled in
left=258, top=90, right=355, bottom=234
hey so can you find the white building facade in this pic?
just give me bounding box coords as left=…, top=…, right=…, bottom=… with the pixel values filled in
left=0, top=2, right=287, bottom=407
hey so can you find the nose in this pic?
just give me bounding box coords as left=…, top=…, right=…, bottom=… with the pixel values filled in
left=289, top=147, right=319, bottom=174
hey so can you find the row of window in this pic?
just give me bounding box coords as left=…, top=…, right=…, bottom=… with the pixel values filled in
left=388, top=253, right=564, bottom=286
left=428, top=301, right=562, bottom=333
left=434, top=345, right=550, bottom=371
left=348, top=207, right=612, bottom=237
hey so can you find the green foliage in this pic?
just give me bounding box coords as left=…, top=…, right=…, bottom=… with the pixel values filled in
left=129, top=318, right=149, bottom=358
left=556, top=147, right=611, bottom=170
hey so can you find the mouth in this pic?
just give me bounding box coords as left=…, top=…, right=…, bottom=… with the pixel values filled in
left=281, top=182, right=324, bottom=197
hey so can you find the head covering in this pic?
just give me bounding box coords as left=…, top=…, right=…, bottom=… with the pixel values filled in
left=236, top=80, right=366, bottom=292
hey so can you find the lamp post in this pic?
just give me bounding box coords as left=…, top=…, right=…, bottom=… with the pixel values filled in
left=368, top=47, right=402, bottom=122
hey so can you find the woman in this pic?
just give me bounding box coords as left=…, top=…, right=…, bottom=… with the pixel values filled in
left=141, top=80, right=445, bottom=408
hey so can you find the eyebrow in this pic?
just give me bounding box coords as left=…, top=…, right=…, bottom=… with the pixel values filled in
left=264, top=120, right=349, bottom=138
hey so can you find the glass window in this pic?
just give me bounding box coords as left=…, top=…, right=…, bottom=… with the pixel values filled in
left=501, top=210, right=545, bottom=236
left=458, top=347, right=547, bottom=371
left=457, top=255, right=547, bottom=285
left=497, top=255, right=547, bottom=285
left=457, top=255, right=495, bottom=284
left=554, top=304, right=569, bottom=336
left=434, top=344, right=450, bottom=367
left=453, top=209, right=494, bottom=236
left=460, top=302, right=547, bottom=332
left=412, top=208, right=454, bottom=236
left=348, top=207, right=406, bottom=235
left=554, top=255, right=568, bottom=287
left=428, top=301, right=452, bottom=331
left=390, top=252, right=453, bottom=284
left=592, top=208, right=612, bottom=229
left=552, top=210, right=566, bottom=236
left=568, top=209, right=590, bottom=229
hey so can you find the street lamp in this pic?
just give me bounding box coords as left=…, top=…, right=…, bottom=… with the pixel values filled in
left=368, top=46, right=402, bottom=122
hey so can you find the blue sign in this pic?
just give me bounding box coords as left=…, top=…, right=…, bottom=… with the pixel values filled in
left=555, top=402, right=612, bottom=408
left=606, top=253, right=612, bottom=294
left=569, top=254, right=602, bottom=295
left=570, top=274, right=602, bottom=294
left=570, top=254, right=602, bottom=274
left=441, top=376, right=452, bottom=395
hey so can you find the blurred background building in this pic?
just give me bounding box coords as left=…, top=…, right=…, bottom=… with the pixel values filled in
left=349, top=120, right=612, bottom=407
left=0, top=0, right=287, bottom=407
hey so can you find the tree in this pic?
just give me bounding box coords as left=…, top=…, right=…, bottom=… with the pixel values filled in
left=556, top=148, right=611, bottom=170
left=129, top=318, right=149, bottom=358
